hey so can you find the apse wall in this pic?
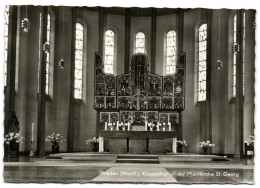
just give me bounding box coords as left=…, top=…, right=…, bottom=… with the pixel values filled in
left=13, top=6, right=255, bottom=154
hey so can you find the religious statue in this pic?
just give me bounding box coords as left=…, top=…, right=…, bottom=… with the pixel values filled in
left=8, top=111, right=20, bottom=133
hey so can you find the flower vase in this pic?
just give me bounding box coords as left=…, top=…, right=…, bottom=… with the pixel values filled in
left=203, top=147, right=208, bottom=155
left=92, top=143, right=99, bottom=152
left=52, top=144, right=59, bottom=154
left=9, top=142, right=19, bottom=158
left=177, top=146, right=183, bottom=153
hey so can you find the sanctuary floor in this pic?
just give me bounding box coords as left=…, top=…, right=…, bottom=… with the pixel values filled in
left=3, top=154, right=254, bottom=184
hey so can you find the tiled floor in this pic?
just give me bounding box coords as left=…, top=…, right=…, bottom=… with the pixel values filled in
left=3, top=155, right=254, bottom=184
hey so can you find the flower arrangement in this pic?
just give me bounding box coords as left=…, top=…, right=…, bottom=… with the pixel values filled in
left=45, top=133, right=66, bottom=145
left=86, top=137, right=99, bottom=152
left=177, top=140, right=188, bottom=147
left=4, top=132, right=24, bottom=144
left=176, top=140, right=187, bottom=153
left=245, top=135, right=254, bottom=146
left=86, top=137, right=99, bottom=145
left=198, top=140, right=215, bottom=148
left=198, top=140, right=215, bottom=154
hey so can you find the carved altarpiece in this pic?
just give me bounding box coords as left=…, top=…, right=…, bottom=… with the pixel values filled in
left=94, top=52, right=186, bottom=132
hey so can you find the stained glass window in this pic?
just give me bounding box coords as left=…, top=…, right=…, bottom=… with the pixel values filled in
left=45, top=13, right=51, bottom=95
left=232, top=13, right=246, bottom=98
left=242, top=12, right=245, bottom=96
left=165, top=30, right=177, bottom=75
left=232, top=15, right=237, bottom=98
left=198, top=24, right=207, bottom=101
left=104, top=30, right=115, bottom=74
left=74, top=23, right=84, bottom=99
left=37, top=13, right=42, bottom=93
left=135, top=32, right=145, bottom=54
left=4, top=6, right=9, bottom=86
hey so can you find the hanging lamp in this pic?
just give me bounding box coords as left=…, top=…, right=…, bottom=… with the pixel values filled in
left=21, top=5, right=31, bottom=32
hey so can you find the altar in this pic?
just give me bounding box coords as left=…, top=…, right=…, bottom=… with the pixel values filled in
left=94, top=52, right=186, bottom=154
left=99, top=130, right=176, bottom=154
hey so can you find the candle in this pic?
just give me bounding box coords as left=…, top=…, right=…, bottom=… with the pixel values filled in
left=157, top=123, right=159, bottom=131
left=145, top=122, right=147, bottom=131
left=128, top=122, right=130, bottom=131
left=117, top=122, right=119, bottom=131
left=31, top=123, right=34, bottom=142
left=169, top=122, right=171, bottom=131
left=105, top=122, right=108, bottom=130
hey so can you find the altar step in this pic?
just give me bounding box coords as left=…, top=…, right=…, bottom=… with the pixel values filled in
left=46, top=152, right=117, bottom=162
left=116, top=154, right=160, bottom=164
left=159, top=154, right=229, bottom=162
left=43, top=153, right=229, bottom=164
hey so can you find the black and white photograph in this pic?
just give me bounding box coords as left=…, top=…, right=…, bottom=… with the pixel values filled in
left=1, top=0, right=258, bottom=185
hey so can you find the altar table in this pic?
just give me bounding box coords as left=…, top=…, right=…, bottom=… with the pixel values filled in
left=99, top=131, right=176, bottom=154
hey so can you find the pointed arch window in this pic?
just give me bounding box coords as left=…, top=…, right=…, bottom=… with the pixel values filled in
left=135, top=32, right=145, bottom=54
left=198, top=24, right=207, bottom=102
left=4, top=5, right=10, bottom=86
left=104, top=30, right=115, bottom=74
left=37, top=11, right=55, bottom=97
left=165, top=30, right=177, bottom=75
left=232, top=14, right=237, bottom=98
left=45, top=13, right=51, bottom=95
left=37, top=12, right=42, bottom=93
left=242, top=12, right=245, bottom=96
left=232, top=13, right=245, bottom=98
left=74, top=23, right=84, bottom=99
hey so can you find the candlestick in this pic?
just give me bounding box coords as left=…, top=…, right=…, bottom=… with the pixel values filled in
left=105, top=122, right=108, bottom=130
left=169, top=122, right=171, bottom=131
left=157, top=123, right=159, bottom=131
left=117, top=121, right=119, bottom=131
left=29, top=141, right=35, bottom=157
left=128, top=122, right=130, bottom=131
left=145, top=122, right=147, bottom=131
left=31, top=123, right=34, bottom=142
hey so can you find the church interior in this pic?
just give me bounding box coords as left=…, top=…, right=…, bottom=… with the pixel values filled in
left=3, top=5, right=255, bottom=184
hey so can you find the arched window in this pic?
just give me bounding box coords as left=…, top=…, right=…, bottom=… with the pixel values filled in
left=4, top=6, right=9, bottom=86
left=45, top=13, right=51, bottom=95
left=198, top=24, right=207, bottom=102
left=37, top=11, right=55, bottom=97
left=135, top=32, right=145, bottom=54
left=104, top=30, right=115, bottom=74
left=165, top=30, right=177, bottom=75
left=242, top=12, right=245, bottom=96
left=37, top=12, right=42, bottom=93
left=74, top=23, right=84, bottom=99
left=232, top=13, right=246, bottom=98
left=232, top=14, right=237, bottom=98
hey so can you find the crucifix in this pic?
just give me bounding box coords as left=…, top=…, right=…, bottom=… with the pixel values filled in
left=135, top=89, right=141, bottom=110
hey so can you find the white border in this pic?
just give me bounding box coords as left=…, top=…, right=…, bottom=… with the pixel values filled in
left=0, top=0, right=259, bottom=188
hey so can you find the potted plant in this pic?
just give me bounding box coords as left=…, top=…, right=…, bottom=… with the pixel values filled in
left=198, top=140, right=215, bottom=154
left=245, top=135, right=254, bottom=146
left=45, top=133, right=66, bottom=154
left=176, top=140, right=188, bottom=153
left=4, top=132, right=24, bottom=158
left=86, top=137, right=100, bottom=152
